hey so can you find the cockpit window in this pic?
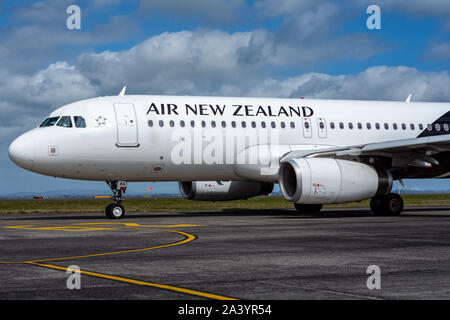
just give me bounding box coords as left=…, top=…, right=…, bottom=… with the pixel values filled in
left=39, top=117, right=60, bottom=127
left=74, top=116, right=86, bottom=128
left=56, top=116, right=73, bottom=128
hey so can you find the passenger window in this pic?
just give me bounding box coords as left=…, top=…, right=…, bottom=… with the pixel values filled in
left=290, top=122, right=295, bottom=129
left=304, top=121, right=310, bottom=129
left=330, top=122, right=335, bottom=129
left=339, top=122, right=344, bottom=129
left=427, top=124, right=432, bottom=131
left=410, top=123, right=415, bottom=130
left=148, top=120, right=153, bottom=127
left=444, top=124, right=449, bottom=132
left=435, top=123, right=441, bottom=131
left=40, top=117, right=60, bottom=127
left=393, top=123, right=398, bottom=130
left=357, top=122, right=362, bottom=129
left=180, top=120, right=185, bottom=127
left=201, top=121, right=206, bottom=128
left=221, top=121, right=226, bottom=128
left=56, top=116, right=72, bottom=128
left=159, top=120, right=164, bottom=127
left=367, top=123, right=371, bottom=130
left=190, top=120, right=195, bottom=128
left=231, top=121, right=236, bottom=128
left=348, top=122, right=353, bottom=129
left=74, top=116, right=86, bottom=128
left=281, top=122, right=286, bottom=129
left=261, top=121, right=266, bottom=128
left=419, top=124, right=424, bottom=130
left=251, top=121, right=256, bottom=128
left=401, top=123, right=406, bottom=130
left=271, top=121, right=276, bottom=128
left=375, top=123, right=380, bottom=130
left=241, top=121, right=246, bottom=128
left=384, top=123, right=389, bottom=130
left=170, top=120, right=174, bottom=127
left=211, top=121, right=216, bottom=128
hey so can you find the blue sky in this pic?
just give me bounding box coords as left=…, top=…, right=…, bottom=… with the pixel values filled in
left=0, top=0, right=450, bottom=196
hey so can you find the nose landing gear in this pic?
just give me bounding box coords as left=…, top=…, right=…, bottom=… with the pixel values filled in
left=105, top=181, right=127, bottom=219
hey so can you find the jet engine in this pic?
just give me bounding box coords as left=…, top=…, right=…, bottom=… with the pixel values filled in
left=179, top=181, right=274, bottom=201
left=279, top=158, right=392, bottom=204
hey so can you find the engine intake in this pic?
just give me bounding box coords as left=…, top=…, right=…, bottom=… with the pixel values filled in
left=179, top=181, right=274, bottom=201
left=279, top=158, right=392, bottom=204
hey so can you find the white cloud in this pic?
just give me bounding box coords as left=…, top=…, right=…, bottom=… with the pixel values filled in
left=77, top=30, right=254, bottom=94
left=0, top=62, right=97, bottom=137
left=0, top=0, right=139, bottom=75
left=245, top=66, right=450, bottom=102
left=76, top=28, right=384, bottom=96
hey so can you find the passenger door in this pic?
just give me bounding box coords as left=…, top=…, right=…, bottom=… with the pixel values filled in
left=114, top=103, right=139, bottom=147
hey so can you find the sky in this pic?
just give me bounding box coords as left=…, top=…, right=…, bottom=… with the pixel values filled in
left=0, top=0, right=450, bottom=196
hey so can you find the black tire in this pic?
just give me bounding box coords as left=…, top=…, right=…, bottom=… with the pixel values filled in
left=105, top=204, right=114, bottom=218
left=372, top=193, right=403, bottom=216
left=380, top=193, right=403, bottom=216
left=370, top=197, right=383, bottom=215
left=105, top=204, right=125, bottom=219
left=294, top=203, right=323, bottom=214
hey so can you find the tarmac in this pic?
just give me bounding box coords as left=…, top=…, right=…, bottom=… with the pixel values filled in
left=1, top=206, right=450, bottom=300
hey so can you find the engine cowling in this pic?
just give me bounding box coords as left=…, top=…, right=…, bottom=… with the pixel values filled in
left=279, top=158, right=392, bottom=204
left=179, top=181, right=274, bottom=201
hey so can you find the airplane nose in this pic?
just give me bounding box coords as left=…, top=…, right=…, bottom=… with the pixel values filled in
left=8, top=134, right=36, bottom=170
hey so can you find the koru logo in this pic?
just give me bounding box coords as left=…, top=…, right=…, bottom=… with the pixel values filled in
left=95, top=116, right=107, bottom=126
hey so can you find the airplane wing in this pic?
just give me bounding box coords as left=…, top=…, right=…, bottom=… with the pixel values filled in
left=282, top=134, right=450, bottom=169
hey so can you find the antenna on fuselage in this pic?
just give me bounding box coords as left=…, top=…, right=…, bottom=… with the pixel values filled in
left=405, top=94, right=412, bottom=103
left=119, top=86, right=126, bottom=96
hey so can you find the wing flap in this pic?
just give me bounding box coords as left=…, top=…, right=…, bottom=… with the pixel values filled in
left=282, top=134, right=450, bottom=161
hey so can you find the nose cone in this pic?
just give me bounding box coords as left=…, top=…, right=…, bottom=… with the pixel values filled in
left=8, top=134, right=36, bottom=170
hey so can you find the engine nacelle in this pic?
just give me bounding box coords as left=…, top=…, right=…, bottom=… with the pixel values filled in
left=279, top=158, right=392, bottom=204
left=179, top=181, right=274, bottom=201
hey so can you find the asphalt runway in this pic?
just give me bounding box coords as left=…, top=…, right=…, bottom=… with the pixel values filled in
left=0, top=206, right=450, bottom=300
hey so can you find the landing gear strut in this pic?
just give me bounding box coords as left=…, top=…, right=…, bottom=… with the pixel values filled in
left=105, top=181, right=127, bottom=219
left=370, top=193, right=404, bottom=216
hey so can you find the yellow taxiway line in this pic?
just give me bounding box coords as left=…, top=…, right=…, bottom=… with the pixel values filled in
left=25, top=228, right=197, bottom=263
left=30, top=262, right=237, bottom=300
left=0, top=222, right=237, bottom=299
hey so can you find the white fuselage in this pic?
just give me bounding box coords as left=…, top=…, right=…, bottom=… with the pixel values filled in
left=8, top=95, right=450, bottom=182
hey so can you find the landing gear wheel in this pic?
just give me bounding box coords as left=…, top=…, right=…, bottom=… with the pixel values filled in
left=106, top=204, right=125, bottom=219
left=105, top=181, right=127, bottom=219
left=294, top=203, right=323, bottom=214
left=381, top=193, right=403, bottom=216
left=371, top=193, right=403, bottom=216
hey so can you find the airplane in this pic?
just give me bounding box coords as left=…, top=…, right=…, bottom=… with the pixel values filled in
left=8, top=87, right=450, bottom=219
